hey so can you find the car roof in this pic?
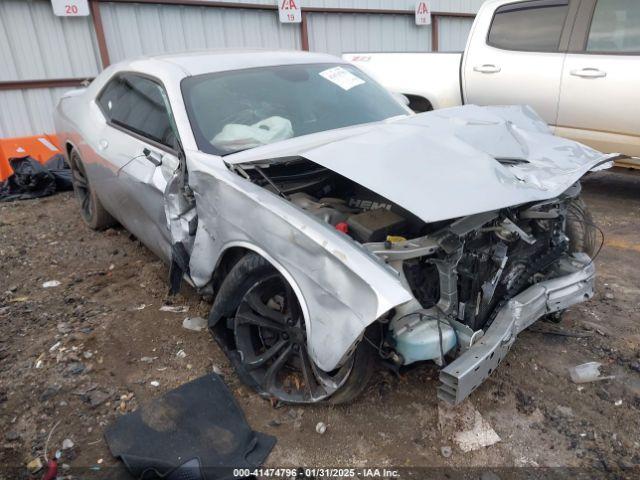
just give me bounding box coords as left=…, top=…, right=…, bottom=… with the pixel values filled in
left=145, top=49, right=346, bottom=77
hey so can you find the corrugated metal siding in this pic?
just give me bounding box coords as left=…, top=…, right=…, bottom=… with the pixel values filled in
left=0, top=0, right=100, bottom=81
left=438, top=16, right=474, bottom=51
left=100, top=2, right=301, bottom=63
left=308, top=13, right=432, bottom=55
left=211, top=0, right=484, bottom=14
left=0, top=87, right=69, bottom=137
left=0, top=0, right=482, bottom=137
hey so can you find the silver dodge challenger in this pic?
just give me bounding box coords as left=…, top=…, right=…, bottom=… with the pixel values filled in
left=54, top=50, right=613, bottom=405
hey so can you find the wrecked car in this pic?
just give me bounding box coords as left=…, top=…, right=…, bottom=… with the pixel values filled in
left=54, top=51, right=613, bottom=405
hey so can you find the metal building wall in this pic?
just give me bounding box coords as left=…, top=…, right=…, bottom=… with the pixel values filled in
left=438, top=16, right=474, bottom=51
left=0, top=0, right=482, bottom=138
left=213, top=0, right=481, bottom=56
left=217, top=0, right=484, bottom=13
left=0, top=1, right=100, bottom=81
left=307, top=13, right=432, bottom=55
left=0, top=0, right=101, bottom=137
left=100, top=2, right=301, bottom=63
left=0, top=88, right=72, bottom=138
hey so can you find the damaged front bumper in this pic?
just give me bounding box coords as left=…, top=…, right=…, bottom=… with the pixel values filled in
left=438, top=253, right=596, bottom=405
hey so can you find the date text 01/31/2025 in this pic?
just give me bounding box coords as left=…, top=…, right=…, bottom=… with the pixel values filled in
left=233, top=468, right=400, bottom=477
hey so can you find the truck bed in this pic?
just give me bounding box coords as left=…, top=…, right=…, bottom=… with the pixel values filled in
left=343, top=52, right=463, bottom=111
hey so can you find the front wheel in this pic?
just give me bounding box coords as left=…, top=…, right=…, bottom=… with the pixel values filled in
left=210, top=253, right=374, bottom=404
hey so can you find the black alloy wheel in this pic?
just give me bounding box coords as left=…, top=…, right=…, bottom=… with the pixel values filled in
left=233, top=274, right=354, bottom=403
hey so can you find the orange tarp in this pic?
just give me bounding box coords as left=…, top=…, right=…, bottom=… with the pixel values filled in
left=0, top=134, right=62, bottom=181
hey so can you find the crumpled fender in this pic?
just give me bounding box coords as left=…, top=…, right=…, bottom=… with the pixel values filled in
left=184, top=150, right=413, bottom=371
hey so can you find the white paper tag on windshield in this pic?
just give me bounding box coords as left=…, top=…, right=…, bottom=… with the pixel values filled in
left=319, top=67, right=365, bottom=91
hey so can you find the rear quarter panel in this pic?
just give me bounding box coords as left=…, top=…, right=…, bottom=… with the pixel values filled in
left=54, top=80, right=127, bottom=216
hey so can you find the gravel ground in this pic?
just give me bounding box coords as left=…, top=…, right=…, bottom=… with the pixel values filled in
left=1, top=169, right=639, bottom=479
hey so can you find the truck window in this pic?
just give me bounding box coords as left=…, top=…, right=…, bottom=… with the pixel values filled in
left=587, top=0, right=640, bottom=53
left=487, top=0, right=569, bottom=52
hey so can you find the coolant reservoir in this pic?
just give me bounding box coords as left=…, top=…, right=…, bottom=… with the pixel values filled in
left=391, top=313, right=457, bottom=365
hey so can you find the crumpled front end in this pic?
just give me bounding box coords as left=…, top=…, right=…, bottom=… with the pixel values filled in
left=181, top=105, right=608, bottom=402
left=438, top=252, right=595, bottom=405
left=362, top=182, right=600, bottom=404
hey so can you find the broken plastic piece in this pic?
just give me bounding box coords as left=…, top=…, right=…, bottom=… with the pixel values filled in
left=568, top=362, right=614, bottom=384
left=182, top=317, right=207, bottom=332
left=160, top=305, right=189, bottom=313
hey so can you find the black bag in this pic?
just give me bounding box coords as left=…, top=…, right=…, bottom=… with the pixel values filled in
left=0, top=154, right=72, bottom=202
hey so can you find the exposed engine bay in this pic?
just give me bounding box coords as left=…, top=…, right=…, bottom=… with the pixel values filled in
left=235, top=157, right=433, bottom=242
left=232, top=158, right=592, bottom=403
left=235, top=157, right=585, bottom=339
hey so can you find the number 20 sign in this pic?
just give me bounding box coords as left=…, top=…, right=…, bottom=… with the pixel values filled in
left=278, top=0, right=301, bottom=24
left=51, top=0, right=90, bottom=17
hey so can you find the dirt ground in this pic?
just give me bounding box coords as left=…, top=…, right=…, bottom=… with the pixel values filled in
left=1, top=169, right=639, bottom=479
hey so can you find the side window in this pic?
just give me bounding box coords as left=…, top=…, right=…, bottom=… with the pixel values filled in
left=487, top=0, right=569, bottom=52
left=587, top=0, right=640, bottom=53
left=97, top=74, right=177, bottom=149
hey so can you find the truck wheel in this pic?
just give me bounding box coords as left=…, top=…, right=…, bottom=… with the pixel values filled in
left=565, top=196, right=597, bottom=257
left=209, top=253, right=374, bottom=404
left=69, top=149, right=115, bottom=230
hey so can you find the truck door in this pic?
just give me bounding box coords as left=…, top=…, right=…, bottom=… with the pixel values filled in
left=462, top=0, right=576, bottom=126
left=556, top=0, right=640, bottom=160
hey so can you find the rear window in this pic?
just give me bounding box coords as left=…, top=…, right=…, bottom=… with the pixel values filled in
left=488, top=0, right=569, bottom=52
left=587, top=0, right=640, bottom=53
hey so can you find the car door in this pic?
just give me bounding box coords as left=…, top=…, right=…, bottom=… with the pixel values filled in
left=462, top=0, right=577, bottom=126
left=556, top=0, right=640, bottom=161
left=96, top=73, right=181, bottom=261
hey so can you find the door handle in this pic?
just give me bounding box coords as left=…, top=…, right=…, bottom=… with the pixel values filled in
left=570, top=68, right=607, bottom=78
left=473, top=64, right=501, bottom=74
left=143, top=148, right=163, bottom=166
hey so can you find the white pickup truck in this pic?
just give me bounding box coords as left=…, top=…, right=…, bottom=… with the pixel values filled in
left=345, top=0, right=640, bottom=168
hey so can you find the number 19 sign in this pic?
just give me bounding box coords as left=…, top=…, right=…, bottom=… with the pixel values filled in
left=278, top=0, right=301, bottom=24
left=51, top=0, right=90, bottom=16
left=415, top=1, right=431, bottom=26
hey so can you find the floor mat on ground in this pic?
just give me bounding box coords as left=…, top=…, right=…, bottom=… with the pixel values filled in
left=104, top=374, right=276, bottom=480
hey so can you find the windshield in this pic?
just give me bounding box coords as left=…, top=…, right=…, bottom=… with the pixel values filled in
left=181, top=63, right=408, bottom=156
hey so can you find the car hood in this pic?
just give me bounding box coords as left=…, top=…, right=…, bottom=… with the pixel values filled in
left=225, top=105, right=614, bottom=223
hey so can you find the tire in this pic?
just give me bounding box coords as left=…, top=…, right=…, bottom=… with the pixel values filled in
left=565, top=196, right=597, bottom=257
left=68, top=149, right=115, bottom=230
left=208, top=252, right=374, bottom=405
